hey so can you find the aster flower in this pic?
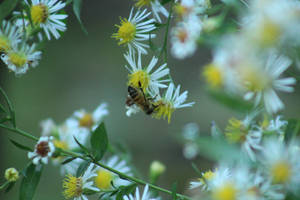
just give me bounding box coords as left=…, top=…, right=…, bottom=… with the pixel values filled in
left=63, top=164, right=99, bottom=200
left=190, top=169, right=216, bottom=191
left=242, top=53, right=296, bottom=114
left=112, top=8, right=156, bottom=54
left=0, top=20, right=21, bottom=53
left=153, top=83, right=194, bottom=123
left=123, top=185, right=159, bottom=200
left=1, top=43, right=41, bottom=76
left=28, top=136, right=55, bottom=165
left=25, top=0, right=67, bottom=40
left=92, top=156, right=133, bottom=191
left=134, top=0, right=169, bottom=23
left=260, top=138, right=300, bottom=193
left=124, top=49, right=170, bottom=93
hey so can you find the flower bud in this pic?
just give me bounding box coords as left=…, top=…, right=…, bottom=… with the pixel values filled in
left=4, top=168, right=19, bottom=182
left=149, top=161, right=166, bottom=183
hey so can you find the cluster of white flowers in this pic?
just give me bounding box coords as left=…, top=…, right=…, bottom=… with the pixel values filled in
left=113, top=2, right=194, bottom=123
left=0, top=0, right=67, bottom=76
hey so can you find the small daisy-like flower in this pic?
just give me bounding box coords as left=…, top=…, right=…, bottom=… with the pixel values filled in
left=0, top=20, right=21, bottom=53
left=93, top=156, right=132, bottom=191
left=123, top=185, right=160, bottom=200
left=40, top=118, right=57, bottom=136
left=1, top=43, right=41, bottom=76
left=66, top=103, right=109, bottom=131
left=170, top=20, right=202, bottom=59
left=4, top=168, right=19, bottom=182
left=28, top=136, right=55, bottom=165
left=63, top=164, right=99, bottom=200
left=112, top=8, right=156, bottom=54
left=261, top=138, right=300, bottom=193
left=241, top=53, right=296, bottom=114
left=190, top=169, right=215, bottom=191
left=25, top=0, right=67, bottom=40
left=134, top=0, right=169, bottom=23
left=153, top=83, right=194, bottom=123
left=124, top=49, right=170, bottom=92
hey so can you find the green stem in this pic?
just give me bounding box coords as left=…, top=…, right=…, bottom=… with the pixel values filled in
left=0, top=124, right=38, bottom=141
left=0, top=181, right=10, bottom=190
left=0, top=87, right=16, bottom=127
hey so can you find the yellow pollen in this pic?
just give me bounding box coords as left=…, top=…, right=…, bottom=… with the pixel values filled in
left=135, top=0, right=152, bottom=7
left=63, top=175, right=83, bottom=199
left=79, top=113, right=94, bottom=128
left=8, top=52, right=27, bottom=67
left=94, top=169, right=113, bottom=190
left=31, top=4, right=49, bottom=25
left=203, top=63, right=223, bottom=88
left=212, top=183, right=237, bottom=200
left=153, top=100, right=174, bottom=123
left=113, top=19, right=136, bottom=45
left=0, top=36, right=10, bottom=53
left=54, top=140, right=69, bottom=150
left=200, top=170, right=215, bottom=185
left=128, top=70, right=150, bottom=91
left=225, top=118, right=247, bottom=143
left=271, top=161, right=291, bottom=184
left=256, top=19, right=281, bottom=47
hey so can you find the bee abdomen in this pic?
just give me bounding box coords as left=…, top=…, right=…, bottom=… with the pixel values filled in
left=128, top=86, right=138, bottom=98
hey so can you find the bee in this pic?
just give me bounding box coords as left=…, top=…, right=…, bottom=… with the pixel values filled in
left=126, top=82, right=157, bottom=115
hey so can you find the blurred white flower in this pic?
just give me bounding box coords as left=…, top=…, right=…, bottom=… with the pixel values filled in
left=28, top=136, right=55, bottom=165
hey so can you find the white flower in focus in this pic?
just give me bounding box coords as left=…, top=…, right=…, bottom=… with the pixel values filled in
left=25, top=0, right=67, bottom=40
left=1, top=43, right=41, bottom=76
left=63, top=164, right=99, bottom=200
left=93, top=156, right=133, bottom=191
left=113, top=8, right=156, bottom=54
left=135, top=0, right=169, bottom=23
left=0, top=20, right=21, bottom=53
left=123, top=185, right=159, bottom=200
left=28, top=136, right=55, bottom=165
left=124, top=49, right=170, bottom=93
left=153, top=83, right=195, bottom=123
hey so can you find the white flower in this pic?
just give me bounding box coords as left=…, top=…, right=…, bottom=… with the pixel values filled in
left=124, top=185, right=159, bottom=200
left=0, top=20, right=21, bottom=53
left=60, top=158, right=83, bottom=176
left=153, top=83, right=194, bottom=123
left=40, top=118, right=56, bottom=136
left=242, top=53, right=296, bottom=114
left=124, top=49, right=170, bottom=93
left=126, top=104, right=141, bottom=117
left=265, top=116, right=287, bottom=136
left=92, top=156, right=133, bottom=191
left=113, top=8, right=156, bottom=54
left=261, top=138, right=300, bottom=193
left=63, top=163, right=99, bottom=200
left=1, top=43, right=41, bottom=76
left=28, top=136, right=55, bottom=165
left=135, top=0, right=169, bottom=23
left=25, top=0, right=67, bottom=40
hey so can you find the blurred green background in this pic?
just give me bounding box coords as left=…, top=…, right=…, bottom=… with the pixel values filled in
left=1, top=1, right=300, bottom=199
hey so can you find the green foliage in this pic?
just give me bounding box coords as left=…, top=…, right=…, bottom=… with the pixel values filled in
left=90, top=122, right=108, bottom=161
left=9, top=139, right=33, bottom=152
left=115, top=184, right=138, bottom=200
left=76, top=160, right=91, bottom=177
left=73, top=0, right=88, bottom=35
left=5, top=182, right=15, bottom=193
left=73, top=136, right=90, bottom=154
left=61, top=157, right=77, bottom=165
left=19, top=163, right=43, bottom=200
left=171, top=182, right=178, bottom=200
left=284, top=119, right=300, bottom=143
left=0, top=0, right=20, bottom=24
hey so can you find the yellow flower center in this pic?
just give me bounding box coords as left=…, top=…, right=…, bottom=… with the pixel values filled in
left=200, top=170, right=215, bottom=185
left=225, top=118, right=247, bottom=143
left=241, top=66, right=270, bottom=92
left=5, top=168, right=19, bottom=182
left=153, top=100, right=174, bottom=123
left=79, top=113, right=94, bottom=128
left=63, top=175, right=83, bottom=199
left=113, top=19, right=136, bottom=45
left=212, top=183, right=237, bottom=200
left=271, top=161, right=291, bottom=184
left=135, top=0, right=152, bottom=7
left=94, top=169, right=113, bottom=190
left=9, top=52, right=27, bottom=67
left=54, top=140, right=69, bottom=150
left=256, top=19, right=281, bottom=47
left=128, top=70, right=150, bottom=91
left=0, top=36, right=10, bottom=52
left=31, top=4, right=49, bottom=25
left=203, top=63, right=223, bottom=88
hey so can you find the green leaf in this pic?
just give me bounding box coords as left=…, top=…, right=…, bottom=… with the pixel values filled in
left=5, top=182, right=15, bottom=193
left=19, top=163, right=43, bottom=200
left=10, top=139, right=33, bottom=152
left=73, top=136, right=90, bottom=154
left=90, top=122, right=108, bottom=161
left=0, top=103, right=6, bottom=113
left=76, top=160, right=90, bottom=177
left=207, top=88, right=254, bottom=113
left=61, top=157, right=77, bottom=165
left=116, top=184, right=137, bottom=200
left=0, top=0, right=20, bottom=24
left=160, top=0, right=172, bottom=5
left=73, top=0, right=88, bottom=35
left=284, top=119, right=300, bottom=143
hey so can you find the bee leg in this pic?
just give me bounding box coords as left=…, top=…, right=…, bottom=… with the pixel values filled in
left=126, top=96, right=135, bottom=106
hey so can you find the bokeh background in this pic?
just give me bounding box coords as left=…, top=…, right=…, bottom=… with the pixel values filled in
left=1, top=0, right=300, bottom=199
